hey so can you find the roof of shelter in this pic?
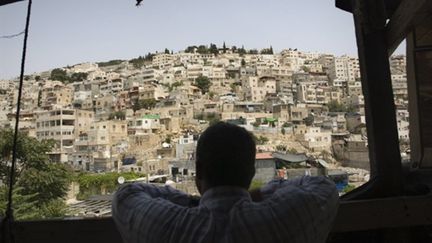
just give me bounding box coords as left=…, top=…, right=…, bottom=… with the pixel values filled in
left=255, top=152, right=273, bottom=160
left=272, top=152, right=308, bottom=163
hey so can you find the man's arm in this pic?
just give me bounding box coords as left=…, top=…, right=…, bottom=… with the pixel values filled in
left=250, top=176, right=339, bottom=242
left=249, top=176, right=305, bottom=202
left=115, top=183, right=199, bottom=207
left=112, top=183, right=198, bottom=243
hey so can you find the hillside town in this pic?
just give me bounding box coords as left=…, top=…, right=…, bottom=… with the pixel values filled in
left=0, top=45, right=409, bottom=194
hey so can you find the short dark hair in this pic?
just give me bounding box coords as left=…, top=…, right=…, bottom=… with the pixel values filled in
left=196, top=122, right=256, bottom=189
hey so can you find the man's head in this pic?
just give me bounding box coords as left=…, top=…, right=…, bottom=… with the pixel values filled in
left=195, top=122, right=256, bottom=194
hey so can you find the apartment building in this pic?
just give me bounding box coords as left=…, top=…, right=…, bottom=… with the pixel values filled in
left=280, top=49, right=305, bottom=71
left=128, top=114, right=162, bottom=135
left=243, top=76, right=277, bottom=102
left=186, top=64, right=204, bottom=80
left=293, top=125, right=332, bottom=152
left=0, top=80, right=12, bottom=90
left=328, top=55, right=360, bottom=83
left=390, top=55, right=406, bottom=72
left=35, top=108, right=94, bottom=163
left=40, top=83, right=73, bottom=109
left=99, top=78, right=123, bottom=94
left=73, top=119, right=127, bottom=171
left=152, top=53, right=174, bottom=68
left=289, top=105, right=309, bottom=124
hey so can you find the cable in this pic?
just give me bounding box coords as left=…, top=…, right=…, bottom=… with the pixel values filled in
left=1, top=0, right=32, bottom=242
left=0, top=31, right=25, bottom=39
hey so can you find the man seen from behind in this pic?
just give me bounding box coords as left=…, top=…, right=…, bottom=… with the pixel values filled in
left=113, top=122, right=339, bottom=243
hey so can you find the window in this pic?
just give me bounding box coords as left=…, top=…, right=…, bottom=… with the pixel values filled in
left=1, top=2, right=421, bottom=238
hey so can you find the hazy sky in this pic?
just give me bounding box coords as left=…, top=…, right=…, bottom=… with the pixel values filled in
left=0, top=0, right=405, bottom=79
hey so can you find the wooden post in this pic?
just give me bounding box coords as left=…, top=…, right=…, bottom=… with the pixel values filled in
left=346, top=0, right=403, bottom=198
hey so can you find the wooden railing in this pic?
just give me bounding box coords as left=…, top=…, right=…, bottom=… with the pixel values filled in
left=8, top=194, right=432, bottom=243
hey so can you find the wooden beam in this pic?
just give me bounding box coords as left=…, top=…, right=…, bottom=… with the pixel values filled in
left=386, top=0, right=432, bottom=56
left=0, top=0, right=23, bottom=6
left=8, top=195, right=432, bottom=242
left=333, top=195, right=432, bottom=232
left=13, top=218, right=122, bottom=243
left=348, top=0, right=403, bottom=198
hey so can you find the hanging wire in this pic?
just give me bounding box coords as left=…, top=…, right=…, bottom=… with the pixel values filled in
left=0, top=30, right=25, bottom=39
left=1, top=0, right=32, bottom=242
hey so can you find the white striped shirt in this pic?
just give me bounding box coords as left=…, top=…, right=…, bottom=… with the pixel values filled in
left=112, top=176, right=339, bottom=243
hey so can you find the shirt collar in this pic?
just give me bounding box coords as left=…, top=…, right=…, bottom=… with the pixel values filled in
left=199, top=186, right=251, bottom=211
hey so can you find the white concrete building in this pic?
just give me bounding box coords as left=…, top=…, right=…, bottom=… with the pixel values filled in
left=128, top=114, right=162, bottom=134
left=35, top=108, right=94, bottom=163
left=243, top=76, right=277, bottom=102
left=293, top=125, right=332, bottom=152
left=328, top=55, right=360, bottom=83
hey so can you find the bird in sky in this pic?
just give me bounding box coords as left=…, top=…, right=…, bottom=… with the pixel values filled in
left=136, top=0, right=143, bottom=7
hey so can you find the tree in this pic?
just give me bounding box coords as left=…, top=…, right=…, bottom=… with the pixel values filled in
left=241, top=59, right=246, bottom=67
left=249, top=49, right=259, bottom=54
left=185, top=45, right=197, bottom=53
left=164, top=135, right=172, bottom=144
left=18, top=163, right=71, bottom=205
left=129, top=56, right=146, bottom=69
left=97, top=59, right=123, bottom=67
left=141, top=99, right=157, bottom=110
left=276, top=145, right=287, bottom=151
left=238, top=45, right=247, bottom=55
left=204, top=112, right=221, bottom=126
left=209, top=117, right=220, bottom=126
left=260, top=46, right=274, bottom=55
left=301, top=66, right=311, bottom=73
left=0, top=129, right=53, bottom=184
left=327, top=100, right=356, bottom=113
left=209, top=43, right=219, bottom=55
left=0, top=129, right=72, bottom=220
left=0, top=187, right=39, bottom=220
left=108, top=111, right=126, bottom=120
left=197, top=45, right=208, bottom=54
left=222, top=42, right=227, bottom=53
left=76, top=172, right=140, bottom=200
left=208, top=92, right=216, bottom=99
left=346, top=104, right=356, bottom=113
left=50, top=68, right=69, bottom=83
left=144, top=52, right=154, bottom=61
left=195, top=75, right=211, bottom=94
left=260, top=136, right=269, bottom=144
left=132, top=99, right=157, bottom=111
left=304, top=115, right=314, bottom=126
left=328, top=100, right=343, bottom=112
left=253, top=135, right=269, bottom=145
left=164, top=48, right=170, bottom=54
left=70, top=72, right=88, bottom=82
